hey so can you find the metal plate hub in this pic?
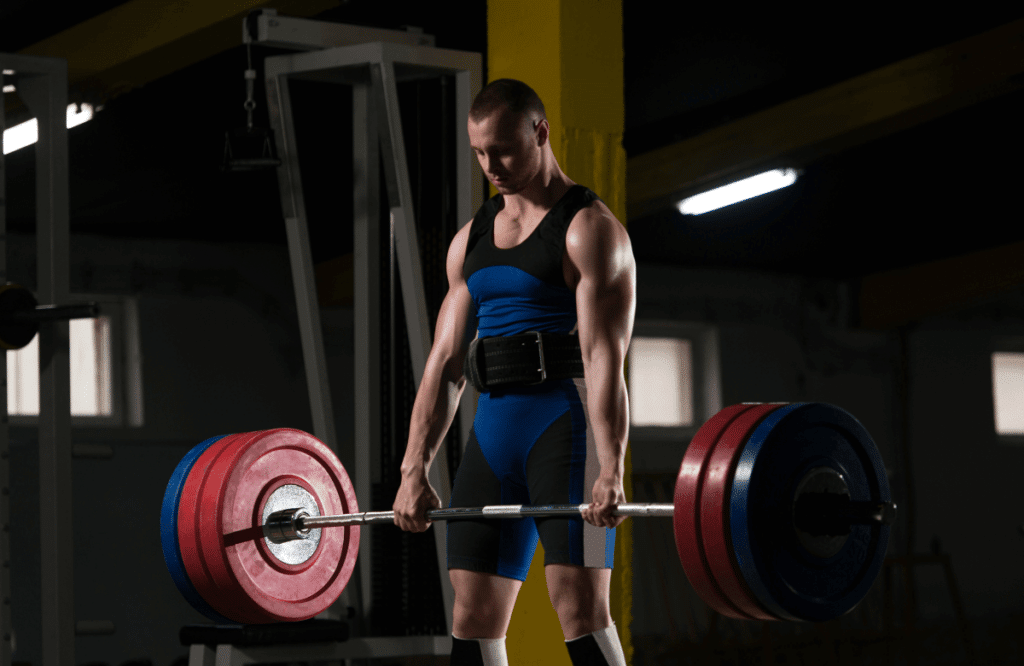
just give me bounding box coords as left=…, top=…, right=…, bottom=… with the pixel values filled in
left=262, top=484, right=322, bottom=565
left=792, top=466, right=850, bottom=558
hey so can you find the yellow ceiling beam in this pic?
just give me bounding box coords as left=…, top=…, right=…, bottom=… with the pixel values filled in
left=627, top=19, right=1024, bottom=220
left=5, top=0, right=341, bottom=122
left=18, top=0, right=272, bottom=80
left=858, top=241, right=1024, bottom=329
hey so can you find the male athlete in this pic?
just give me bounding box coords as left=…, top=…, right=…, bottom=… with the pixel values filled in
left=393, top=79, right=635, bottom=666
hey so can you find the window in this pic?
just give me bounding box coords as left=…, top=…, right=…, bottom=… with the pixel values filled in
left=2, top=102, right=96, bottom=155
left=8, top=317, right=112, bottom=416
left=629, top=337, right=694, bottom=427
left=627, top=322, right=721, bottom=443
left=992, top=351, right=1024, bottom=436
left=6, top=295, right=143, bottom=426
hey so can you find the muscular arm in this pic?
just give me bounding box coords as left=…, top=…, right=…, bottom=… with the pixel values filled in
left=394, top=223, right=478, bottom=531
left=566, top=204, right=636, bottom=528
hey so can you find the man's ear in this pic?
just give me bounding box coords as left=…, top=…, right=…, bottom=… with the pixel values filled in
left=535, top=118, right=550, bottom=147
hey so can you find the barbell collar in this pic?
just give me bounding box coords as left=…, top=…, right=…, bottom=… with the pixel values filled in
left=263, top=508, right=311, bottom=544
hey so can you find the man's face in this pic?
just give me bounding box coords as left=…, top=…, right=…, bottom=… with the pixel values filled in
left=468, top=108, right=543, bottom=195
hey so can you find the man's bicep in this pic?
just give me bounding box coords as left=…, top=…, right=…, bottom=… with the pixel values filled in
left=435, top=280, right=477, bottom=354
left=576, top=268, right=633, bottom=359
left=572, top=214, right=636, bottom=359
left=430, top=223, right=478, bottom=375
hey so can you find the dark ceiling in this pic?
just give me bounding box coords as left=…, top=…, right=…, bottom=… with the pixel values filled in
left=2, top=2, right=1022, bottom=280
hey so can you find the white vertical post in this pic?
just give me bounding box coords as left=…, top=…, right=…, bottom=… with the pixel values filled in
left=265, top=68, right=339, bottom=455
left=453, top=68, right=481, bottom=454
left=0, top=67, right=12, bottom=666
left=352, top=81, right=380, bottom=625
left=265, top=65, right=346, bottom=619
left=371, top=60, right=454, bottom=634
left=19, top=57, right=75, bottom=666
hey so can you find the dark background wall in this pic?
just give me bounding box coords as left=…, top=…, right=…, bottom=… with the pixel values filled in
left=2, top=2, right=1023, bottom=665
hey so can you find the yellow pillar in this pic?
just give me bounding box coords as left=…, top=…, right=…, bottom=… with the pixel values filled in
left=487, top=1, right=631, bottom=663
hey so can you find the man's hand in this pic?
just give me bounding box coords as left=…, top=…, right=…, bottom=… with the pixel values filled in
left=582, top=473, right=627, bottom=529
left=393, top=470, right=442, bottom=532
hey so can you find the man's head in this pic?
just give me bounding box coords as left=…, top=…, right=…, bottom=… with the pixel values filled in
left=468, top=79, right=549, bottom=194
left=469, top=78, right=546, bottom=131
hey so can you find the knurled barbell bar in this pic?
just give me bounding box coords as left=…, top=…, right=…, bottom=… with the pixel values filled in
left=160, top=402, right=896, bottom=624
left=261, top=497, right=892, bottom=541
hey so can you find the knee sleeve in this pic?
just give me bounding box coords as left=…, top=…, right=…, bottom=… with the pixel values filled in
left=451, top=635, right=508, bottom=666
left=565, top=623, right=626, bottom=666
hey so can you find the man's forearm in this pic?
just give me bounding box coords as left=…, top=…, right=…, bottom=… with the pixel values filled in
left=585, top=355, right=629, bottom=478
left=400, top=362, right=466, bottom=476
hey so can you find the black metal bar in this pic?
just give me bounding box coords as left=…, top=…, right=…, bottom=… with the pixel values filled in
left=10, top=302, right=99, bottom=322
left=794, top=492, right=898, bottom=536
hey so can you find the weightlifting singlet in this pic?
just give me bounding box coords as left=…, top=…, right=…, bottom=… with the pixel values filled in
left=447, top=184, right=615, bottom=580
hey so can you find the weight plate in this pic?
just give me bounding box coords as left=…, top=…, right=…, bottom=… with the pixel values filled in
left=176, top=432, right=248, bottom=622
left=700, top=403, right=785, bottom=621
left=160, top=434, right=236, bottom=623
left=675, top=403, right=759, bottom=620
left=192, top=429, right=360, bottom=623
left=731, top=403, right=891, bottom=621
left=0, top=284, right=39, bottom=350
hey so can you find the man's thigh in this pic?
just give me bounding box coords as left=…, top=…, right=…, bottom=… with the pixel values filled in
left=527, top=409, right=615, bottom=568
left=447, top=428, right=538, bottom=580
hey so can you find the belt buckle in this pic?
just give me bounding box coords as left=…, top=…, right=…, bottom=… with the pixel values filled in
left=524, top=330, right=547, bottom=385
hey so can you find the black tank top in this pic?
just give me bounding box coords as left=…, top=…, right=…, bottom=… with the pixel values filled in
left=463, top=185, right=600, bottom=287
left=461, top=185, right=600, bottom=338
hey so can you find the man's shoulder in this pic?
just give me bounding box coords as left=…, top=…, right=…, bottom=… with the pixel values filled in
left=564, top=193, right=630, bottom=262
left=571, top=197, right=624, bottom=235
left=452, top=218, right=475, bottom=249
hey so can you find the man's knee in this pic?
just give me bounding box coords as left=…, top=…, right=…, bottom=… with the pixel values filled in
left=546, top=565, right=608, bottom=605
left=450, top=569, right=521, bottom=639
left=452, top=597, right=507, bottom=638
left=545, top=564, right=612, bottom=637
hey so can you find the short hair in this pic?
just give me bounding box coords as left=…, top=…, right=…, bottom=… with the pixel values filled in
left=469, top=79, right=546, bottom=127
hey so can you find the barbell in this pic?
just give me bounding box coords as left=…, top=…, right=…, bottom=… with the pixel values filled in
left=160, top=402, right=895, bottom=625
left=0, top=283, right=101, bottom=350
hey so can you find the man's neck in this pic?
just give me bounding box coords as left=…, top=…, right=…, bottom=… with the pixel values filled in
left=502, top=165, right=574, bottom=219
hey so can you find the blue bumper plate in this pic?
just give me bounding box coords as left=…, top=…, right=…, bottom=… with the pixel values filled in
left=730, top=403, right=890, bottom=621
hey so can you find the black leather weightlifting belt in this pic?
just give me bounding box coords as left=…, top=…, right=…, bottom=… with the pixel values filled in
left=463, top=331, right=584, bottom=393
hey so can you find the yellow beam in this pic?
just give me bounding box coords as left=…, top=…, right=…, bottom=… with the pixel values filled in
left=627, top=19, right=1024, bottom=220
left=858, top=241, right=1024, bottom=329
left=5, top=0, right=340, bottom=123
left=488, top=1, right=631, bottom=663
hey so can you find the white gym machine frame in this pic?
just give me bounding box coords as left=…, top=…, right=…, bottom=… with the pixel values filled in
left=186, top=11, right=483, bottom=666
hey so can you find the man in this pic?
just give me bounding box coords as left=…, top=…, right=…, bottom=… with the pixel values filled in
left=393, top=78, right=635, bottom=666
